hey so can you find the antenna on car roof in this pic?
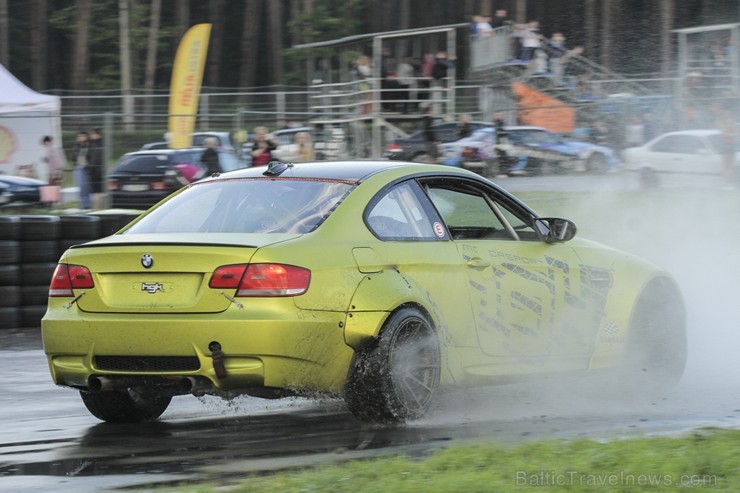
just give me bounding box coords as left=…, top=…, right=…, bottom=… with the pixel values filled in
left=262, top=161, right=293, bottom=177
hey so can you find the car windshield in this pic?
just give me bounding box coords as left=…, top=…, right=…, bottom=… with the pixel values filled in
left=125, top=178, right=354, bottom=234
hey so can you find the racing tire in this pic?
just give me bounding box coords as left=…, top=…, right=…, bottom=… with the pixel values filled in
left=0, top=307, right=20, bottom=329
left=0, top=264, right=20, bottom=286
left=639, top=168, right=659, bottom=188
left=0, top=286, right=21, bottom=307
left=20, top=215, right=61, bottom=240
left=345, top=307, right=440, bottom=423
left=80, top=389, right=172, bottom=423
left=0, top=240, right=21, bottom=265
left=20, top=262, right=57, bottom=286
left=617, top=279, right=687, bottom=393
left=60, top=215, right=102, bottom=239
left=0, top=216, right=21, bottom=240
left=21, top=285, right=50, bottom=306
left=20, top=240, right=60, bottom=263
left=586, top=153, right=608, bottom=173
left=20, top=304, right=47, bottom=328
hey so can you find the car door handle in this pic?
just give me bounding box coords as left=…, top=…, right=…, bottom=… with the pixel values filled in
left=466, top=257, right=491, bottom=270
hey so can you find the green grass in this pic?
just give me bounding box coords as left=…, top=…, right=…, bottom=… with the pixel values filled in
left=165, top=428, right=739, bottom=492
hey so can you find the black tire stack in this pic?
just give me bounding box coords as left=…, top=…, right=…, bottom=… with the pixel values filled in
left=18, top=216, right=62, bottom=329
left=0, top=213, right=131, bottom=331
left=0, top=216, right=22, bottom=330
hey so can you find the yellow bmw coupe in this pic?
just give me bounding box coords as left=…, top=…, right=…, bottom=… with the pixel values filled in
left=42, top=161, right=686, bottom=423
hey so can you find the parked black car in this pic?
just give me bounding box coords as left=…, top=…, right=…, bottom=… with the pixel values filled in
left=108, top=148, right=245, bottom=209
left=384, top=121, right=491, bottom=161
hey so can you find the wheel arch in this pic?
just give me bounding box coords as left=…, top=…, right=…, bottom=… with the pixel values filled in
left=343, top=271, right=442, bottom=350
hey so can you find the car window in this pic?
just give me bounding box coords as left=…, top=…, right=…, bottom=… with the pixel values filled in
left=366, top=182, right=440, bottom=240
left=192, top=134, right=225, bottom=147
left=114, top=154, right=173, bottom=174
left=650, top=135, right=705, bottom=154
left=125, top=178, right=354, bottom=234
left=423, top=180, right=538, bottom=241
left=706, top=133, right=738, bottom=153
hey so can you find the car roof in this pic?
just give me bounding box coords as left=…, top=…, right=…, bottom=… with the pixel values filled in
left=0, top=174, right=47, bottom=185
left=206, top=160, right=474, bottom=183
left=124, top=147, right=209, bottom=157
left=274, top=126, right=311, bottom=134
left=659, top=129, right=720, bottom=136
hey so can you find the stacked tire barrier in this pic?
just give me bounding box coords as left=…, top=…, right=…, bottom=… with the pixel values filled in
left=0, top=212, right=141, bottom=330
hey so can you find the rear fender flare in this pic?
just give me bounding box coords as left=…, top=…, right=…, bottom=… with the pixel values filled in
left=344, top=270, right=438, bottom=350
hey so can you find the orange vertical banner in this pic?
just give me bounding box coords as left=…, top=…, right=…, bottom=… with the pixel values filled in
left=168, top=24, right=212, bottom=149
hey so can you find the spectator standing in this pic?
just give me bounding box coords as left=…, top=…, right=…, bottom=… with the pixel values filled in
left=519, top=21, right=542, bottom=62
left=490, top=9, right=511, bottom=29
left=41, top=135, right=65, bottom=186
left=625, top=116, right=645, bottom=147
left=87, top=128, right=105, bottom=210
left=200, top=136, right=220, bottom=176
left=293, top=132, right=315, bottom=162
left=74, top=131, right=91, bottom=210
left=643, top=112, right=659, bottom=141
left=418, top=53, right=435, bottom=105
left=251, top=126, right=277, bottom=167
left=590, top=120, right=611, bottom=147
left=457, top=114, right=474, bottom=139
left=431, top=51, right=454, bottom=113
left=548, top=32, right=568, bottom=85
left=474, top=15, right=494, bottom=39
left=422, top=107, right=439, bottom=163
left=396, top=56, right=416, bottom=113
left=354, top=55, right=373, bottom=114
left=562, top=45, right=585, bottom=87
left=718, top=111, right=737, bottom=186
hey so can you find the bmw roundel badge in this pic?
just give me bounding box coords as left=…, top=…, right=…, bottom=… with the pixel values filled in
left=141, top=254, right=154, bottom=269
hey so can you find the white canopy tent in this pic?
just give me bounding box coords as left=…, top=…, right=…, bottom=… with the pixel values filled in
left=0, top=64, right=62, bottom=181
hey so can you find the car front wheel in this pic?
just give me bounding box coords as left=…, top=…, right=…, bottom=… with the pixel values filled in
left=618, top=280, right=687, bottom=393
left=345, top=307, right=440, bottom=423
left=586, top=153, right=608, bottom=173
left=80, top=388, right=172, bottom=423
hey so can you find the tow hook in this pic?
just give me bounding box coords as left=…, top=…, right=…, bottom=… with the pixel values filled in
left=209, top=341, right=227, bottom=379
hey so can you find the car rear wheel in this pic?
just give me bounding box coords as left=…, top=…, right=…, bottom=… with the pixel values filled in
left=618, top=280, right=686, bottom=393
left=345, top=307, right=440, bottom=423
left=639, top=167, right=660, bottom=187
left=586, top=153, right=608, bottom=173
left=80, top=388, right=172, bottom=423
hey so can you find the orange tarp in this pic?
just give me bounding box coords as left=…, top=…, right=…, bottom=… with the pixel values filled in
left=512, top=81, right=575, bottom=134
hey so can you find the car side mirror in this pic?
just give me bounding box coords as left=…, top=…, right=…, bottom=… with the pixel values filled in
left=535, top=217, right=577, bottom=243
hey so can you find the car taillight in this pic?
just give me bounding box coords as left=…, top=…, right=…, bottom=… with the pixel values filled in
left=386, top=143, right=401, bottom=151
left=108, top=179, right=119, bottom=191
left=462, top=147, right=475, bottom=157
left=49, top=264, right=94, bottom=297
left=209, top=263, right=311, bottom=297
left=151, top=181, right=168, bottom=190
left=209, top=264, right=248, bottom=289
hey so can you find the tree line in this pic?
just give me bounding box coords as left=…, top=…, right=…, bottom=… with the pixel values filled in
left=0, top=0, right=738, bottom=93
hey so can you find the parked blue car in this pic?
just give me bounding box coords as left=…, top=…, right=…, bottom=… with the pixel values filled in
left=440, top=126, right=619, bottom=176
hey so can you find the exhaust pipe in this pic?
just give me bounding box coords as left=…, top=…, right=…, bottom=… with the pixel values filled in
left=88, top=375, right=113, bottom=392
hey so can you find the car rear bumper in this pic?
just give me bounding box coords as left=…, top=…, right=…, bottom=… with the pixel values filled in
left=41, top=303, right=355, bottom=395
